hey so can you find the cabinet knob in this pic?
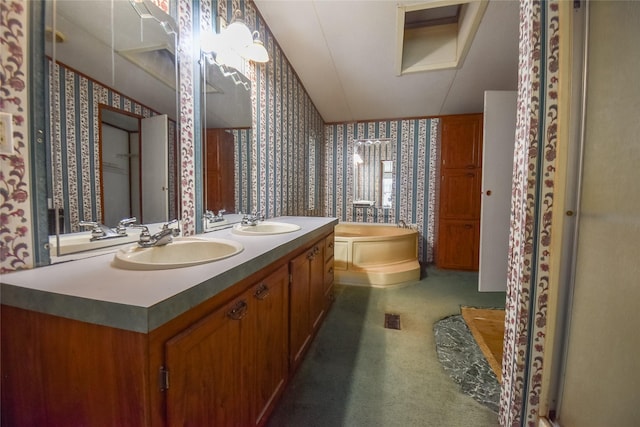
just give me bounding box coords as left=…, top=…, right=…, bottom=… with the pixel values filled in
left=254, top=283, right=270, bottom=300
left=227, top=300, right=248, bottom=320
left=328, top=267, right=334, bottom=274
left=328, top=242, right=334, bottom=249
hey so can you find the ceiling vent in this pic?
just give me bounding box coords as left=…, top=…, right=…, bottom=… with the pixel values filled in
left=396, top=0, right=488, bottom=75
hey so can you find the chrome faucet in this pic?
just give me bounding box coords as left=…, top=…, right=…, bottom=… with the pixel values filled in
left=79, top=217, right=136, bottom=241
left=397, top=219, right=407, bottom=229
left=241, top=211, right=264, bottom=226
left=132, top=219, right=181, bottom=248
left=205, top=209, right=227, bottom=223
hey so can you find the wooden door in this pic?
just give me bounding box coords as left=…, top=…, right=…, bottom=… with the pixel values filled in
left=289, top=250, right=312, bottom=370
left=165, top=292, right=253, bottom=427
left=437, top=114, right=483, bottom=270
left=440, top=170, right=481, bottom=219
left=205, top=129, right=236, bottom=213
left=252, top=264, right=289, bottom=426
left=438, top=220, right=480, bottom=270
left=440, top=115, right=482, bottom=168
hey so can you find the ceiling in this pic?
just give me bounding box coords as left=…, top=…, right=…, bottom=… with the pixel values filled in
left=253, top=0, right=520, bottom=123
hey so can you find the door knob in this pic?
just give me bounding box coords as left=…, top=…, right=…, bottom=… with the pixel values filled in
left=486, top=190, right=492, bottom=196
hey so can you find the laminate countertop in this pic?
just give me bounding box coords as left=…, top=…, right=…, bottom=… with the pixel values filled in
left=1, top=216, right=337, bottom=333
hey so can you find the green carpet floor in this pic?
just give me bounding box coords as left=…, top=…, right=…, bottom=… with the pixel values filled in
left=266, top=268, right=506, bottom=427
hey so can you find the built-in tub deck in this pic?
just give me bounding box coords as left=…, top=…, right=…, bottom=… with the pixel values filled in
left=334, top=223, right=421, bottom=288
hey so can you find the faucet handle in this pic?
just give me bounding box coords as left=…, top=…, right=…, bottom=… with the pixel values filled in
left=116, top=217, right=137, bottom=234
left=129, top=224, right=151, bottom=244
left=79, top=221, right=104, bottom=238
left=162, top=219, right=179, bottom=229
left=217, top=209, right=226, bottom=217
left=162, top=219, right=181, bottom=237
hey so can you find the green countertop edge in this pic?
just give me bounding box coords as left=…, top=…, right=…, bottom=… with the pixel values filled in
left=1, top=218, right=338, bottom=333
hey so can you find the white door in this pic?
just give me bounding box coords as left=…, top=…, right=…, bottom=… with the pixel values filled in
left=141, top=115, right=168, bottom=224
left=478, top=91, right=517, bottom=292
left=555, top=3, right=640, bottom=425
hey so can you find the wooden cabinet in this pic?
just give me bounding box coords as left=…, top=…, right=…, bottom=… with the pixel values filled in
left=438, top=114, right=483, bottom=271
left=165, top=289, right=250, bottom=427
left=251, top=266, right=289, bottom=426
left=289, top=235, right=335, bottom=371
left=324, top=233, right=335, bottom=303
left=1, top=228, right=335, bottom=427
left=164, top=264, right=288, bottom=427
left=204, top=128, right=235, bottom=213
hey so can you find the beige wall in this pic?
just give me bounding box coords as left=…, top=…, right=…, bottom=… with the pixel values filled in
left=558, top=2, right=640, bottom=425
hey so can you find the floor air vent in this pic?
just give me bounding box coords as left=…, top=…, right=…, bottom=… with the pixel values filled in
left=384, top=313, right=401, bottom=330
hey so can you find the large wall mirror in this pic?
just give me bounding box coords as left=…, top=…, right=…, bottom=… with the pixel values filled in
left=352, top=139, right=395, bottom=209
left=200, top=45, right=252, bottom=221
left=44, top=0, right=179, bottom=256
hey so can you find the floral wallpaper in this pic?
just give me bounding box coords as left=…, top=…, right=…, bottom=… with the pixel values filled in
left=3, top=1, right=567, bottom=425
left=324, top=119, right=439, bottom=265
left=500, top=1, right=560, bottom=425
left=0, top=0, right=31, bottom=272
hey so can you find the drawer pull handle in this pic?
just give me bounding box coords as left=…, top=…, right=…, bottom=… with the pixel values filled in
left=254, top=283, right=270, bottom=300
left=328, top=242, right=334, bottom=249
left=328, top=267, right=334, bottom=274
left=227, top=300, right=248, bottom=320
left=307, top=251, right=315, bottom=260
left=314, top=246, right=320, bottom=255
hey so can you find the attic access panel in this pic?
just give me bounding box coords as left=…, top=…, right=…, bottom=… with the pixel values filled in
left=396, top=0, right=488, bottom=75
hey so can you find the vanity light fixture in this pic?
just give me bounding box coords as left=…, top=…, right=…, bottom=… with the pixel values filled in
left=200, top=17, right=270, bottom=65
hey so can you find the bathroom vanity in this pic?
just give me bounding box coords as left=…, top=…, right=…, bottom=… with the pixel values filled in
left=1, top=216, right=336, bottom=427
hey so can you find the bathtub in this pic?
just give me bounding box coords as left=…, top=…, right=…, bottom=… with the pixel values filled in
left=333, top=223, right=421, bottom=288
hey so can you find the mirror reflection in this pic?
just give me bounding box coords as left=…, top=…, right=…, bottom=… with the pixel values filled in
left=201, top=48, right=252, bottom=218
left=353, top=139, right=395, bottom=209
left=45, top=0, right=179, bottom=247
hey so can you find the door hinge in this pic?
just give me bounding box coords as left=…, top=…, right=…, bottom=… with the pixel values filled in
left=159, top=366, right=169, bottom=391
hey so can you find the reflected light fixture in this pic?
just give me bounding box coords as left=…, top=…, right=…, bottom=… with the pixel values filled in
left=201, top=15, right=270, bottom=65
left=243, top=31, right=269, bottom=63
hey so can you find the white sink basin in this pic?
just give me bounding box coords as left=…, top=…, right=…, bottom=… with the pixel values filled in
left=112, top=237, right=244, bottom=270
left=231, top=221, right=301, bottom=236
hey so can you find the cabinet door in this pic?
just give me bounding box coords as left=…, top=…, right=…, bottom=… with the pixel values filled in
left=439, top=170, right=481, bottom=219
left=437, top=220, right=480, bottom=270
left=252, top=264, right=289, bottom=426
left=289, top=250, right=312, bottom=369
left=165, top=293, right=253, bottom=427
left=440, top=114, right=483, bottom=169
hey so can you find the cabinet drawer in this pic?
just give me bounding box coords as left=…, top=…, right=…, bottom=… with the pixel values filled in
left=325, top=233, right=335, bottom=262
left=324, top=258, right=334, bottom=289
